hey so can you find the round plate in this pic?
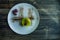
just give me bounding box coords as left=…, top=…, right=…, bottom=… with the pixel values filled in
left=8, top=3, right=40, bottom=35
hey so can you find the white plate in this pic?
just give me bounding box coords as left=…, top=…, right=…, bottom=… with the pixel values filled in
left=8, top=3, right=40, bottom=35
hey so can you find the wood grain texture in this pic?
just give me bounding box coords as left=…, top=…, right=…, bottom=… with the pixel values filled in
left=0, top=0, right=60, bottom=40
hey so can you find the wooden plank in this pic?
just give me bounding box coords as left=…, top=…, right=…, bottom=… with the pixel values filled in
left=0, top=0, right=39, bottom=9
left=0, top=4, right=13, bottom=9
left=0, top=9, right=9, bottom=13
left=0, top=0, right=9, bottom=4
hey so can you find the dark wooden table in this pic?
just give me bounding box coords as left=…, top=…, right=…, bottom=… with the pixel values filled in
left=0, top=0, right=60, bottom=40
